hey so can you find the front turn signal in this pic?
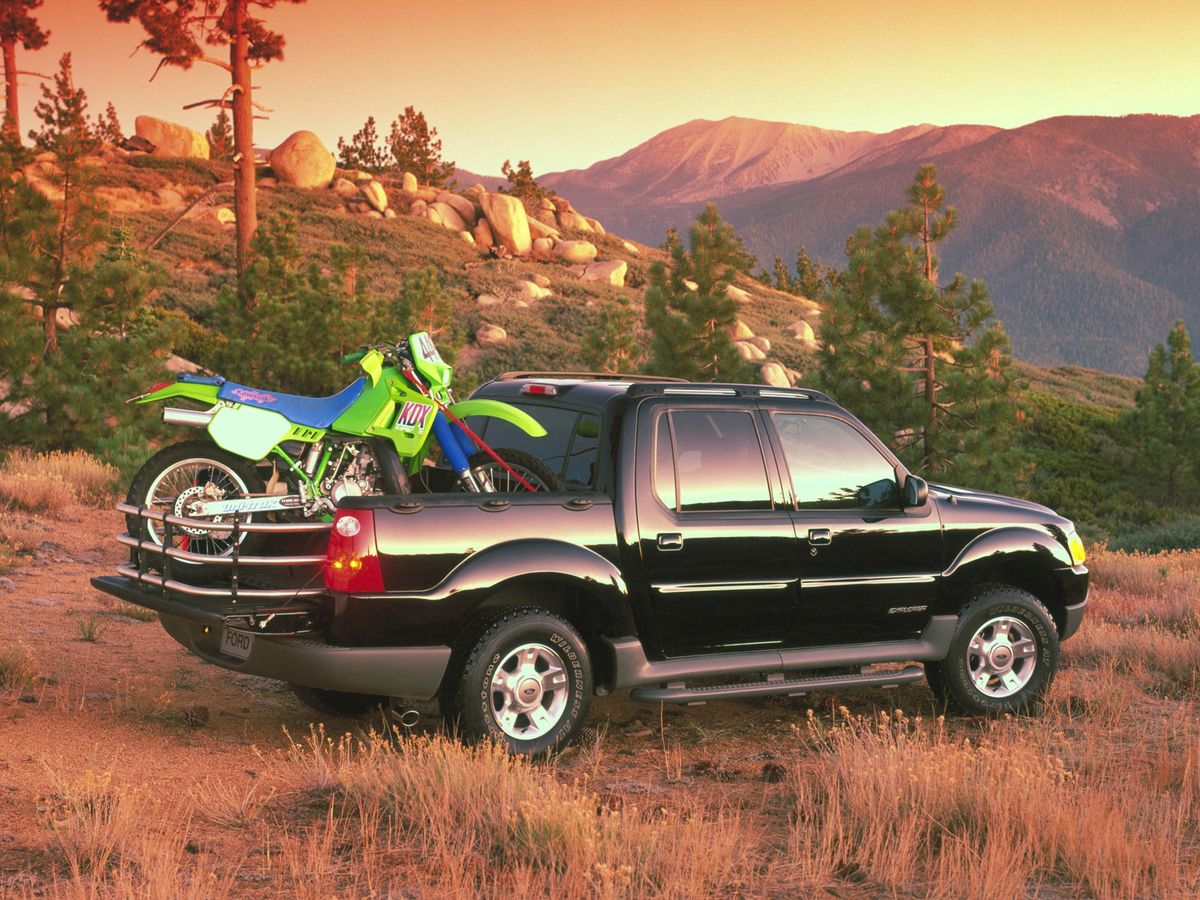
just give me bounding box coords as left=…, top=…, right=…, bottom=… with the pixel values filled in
left=1066, top=529, right=1086, bottom=565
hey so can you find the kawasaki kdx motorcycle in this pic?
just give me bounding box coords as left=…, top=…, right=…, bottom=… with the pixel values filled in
left=125, top=332, right=558, bottom=560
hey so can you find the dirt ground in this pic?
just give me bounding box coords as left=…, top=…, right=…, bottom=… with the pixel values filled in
left=0, top=506, right=930, bottom=893
left=3, top=506, right=1197, bottom=896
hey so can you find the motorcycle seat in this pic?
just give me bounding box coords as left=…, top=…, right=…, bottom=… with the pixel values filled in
left=216, top=377, right=368, bottom=429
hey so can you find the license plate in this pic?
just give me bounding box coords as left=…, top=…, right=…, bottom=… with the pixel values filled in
left=219, top=628, right=254, bottom=660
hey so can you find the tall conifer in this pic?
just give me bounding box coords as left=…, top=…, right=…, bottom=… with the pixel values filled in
left=818, top=165, right=1020, bottom=482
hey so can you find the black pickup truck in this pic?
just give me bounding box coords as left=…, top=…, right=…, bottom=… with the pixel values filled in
left=94, top=375, right=1088, bottom=755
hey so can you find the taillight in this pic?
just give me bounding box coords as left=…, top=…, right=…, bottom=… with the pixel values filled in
left=520, top=383, right=558, bottom=396
left=325, top=509, right=384, bottom=592
left=146, top=381, right=173, bottom=395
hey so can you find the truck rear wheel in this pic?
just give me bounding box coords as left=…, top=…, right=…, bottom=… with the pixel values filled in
left=925, top=585, right=1058, bottom=715
left=449, top=607, right=591, bottom=756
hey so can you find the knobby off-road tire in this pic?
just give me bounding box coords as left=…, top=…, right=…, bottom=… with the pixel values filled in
left=289, top=684, right=388, bottom=717
left=462, top=448, right=562, bottom=493
left=448, top=607, right=592, bottom=756
left=125, top=440, right=267, bottom=570
left=925, top=585, right=1059, bottom=716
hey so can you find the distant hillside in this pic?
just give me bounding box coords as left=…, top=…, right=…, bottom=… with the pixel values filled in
left=544, top=114, right=1200, bottom=375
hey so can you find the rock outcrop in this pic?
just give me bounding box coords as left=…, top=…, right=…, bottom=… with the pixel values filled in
left=476, top=324, right=508, bottom=347
left=479, top=192, right=531, bottom=255
left=554, top=240, right=598, bottom=264
left=270, top=131, right=335, bottom=189
left=134, top=116, right=210, bottom=159
left=580, top=259, right=627, bottom=287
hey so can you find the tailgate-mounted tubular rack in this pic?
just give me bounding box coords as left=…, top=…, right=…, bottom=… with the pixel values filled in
left=114, top=502, right=331, bottom=636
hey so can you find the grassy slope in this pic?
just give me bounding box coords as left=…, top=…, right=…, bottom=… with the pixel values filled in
left=102, top=156, right=822, bottom=387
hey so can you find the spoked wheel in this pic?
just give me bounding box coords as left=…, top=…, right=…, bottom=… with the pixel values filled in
left=965, top=615, right=1038, bottom=698
left=125, top=440, right=266, bottom=565
left=448, top=607, right=591, bottom=755
left=489, top=642, right=571, bottom=740
left=925, top=585, right=1058, bottom=716
left=460, top=448, right=562, bottom=493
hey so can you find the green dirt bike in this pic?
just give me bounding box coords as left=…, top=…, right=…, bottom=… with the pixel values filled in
left=125, top=332, right=559, bottom=560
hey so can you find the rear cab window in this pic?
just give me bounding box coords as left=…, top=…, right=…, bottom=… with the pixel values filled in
left=653, top=408, right=773, bottom=512
left=469, top=403, right=601, bottom=490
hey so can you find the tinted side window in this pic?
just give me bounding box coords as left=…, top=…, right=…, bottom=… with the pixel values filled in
left=564, top=414, right=601, bottom=490
left=671, top=410, right=771, bottom=512
left=477, top=405, right=578, bottom=481
left=653, top=413, right=676, bottom=509
left=774, top=413, right=898, bottom=510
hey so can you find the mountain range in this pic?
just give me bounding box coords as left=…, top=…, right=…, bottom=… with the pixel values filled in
left=542, top=114, right=1200, bottom=375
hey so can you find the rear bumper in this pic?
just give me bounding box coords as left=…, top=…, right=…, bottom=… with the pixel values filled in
left=159, top=615, right=451, bottom=700
left=92, top=575, right=450, bottom=700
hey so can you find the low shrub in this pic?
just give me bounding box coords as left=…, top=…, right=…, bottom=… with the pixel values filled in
left=0, top=449, right=118, bottom=513
left=1111, top=515, right=1200, bottom=553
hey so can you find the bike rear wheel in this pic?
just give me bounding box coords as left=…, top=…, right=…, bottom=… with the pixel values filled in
left=125, top=440, right=267, bottom=564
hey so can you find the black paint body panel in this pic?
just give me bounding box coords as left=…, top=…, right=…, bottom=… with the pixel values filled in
left=334, top=380, right=1088, bottom=665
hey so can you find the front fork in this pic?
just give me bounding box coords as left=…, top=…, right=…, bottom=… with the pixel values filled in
left=431, top=412, right=491, bottom=491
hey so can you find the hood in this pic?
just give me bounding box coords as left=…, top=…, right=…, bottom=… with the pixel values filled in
left=929, top=483, right=1062, bottom=521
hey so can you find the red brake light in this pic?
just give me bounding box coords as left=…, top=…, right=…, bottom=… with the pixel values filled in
left=325, top=509, right=384, bottom=593
left=520, top=383, right=558, bottom=396
left=147, top=381, right=172, bottom=395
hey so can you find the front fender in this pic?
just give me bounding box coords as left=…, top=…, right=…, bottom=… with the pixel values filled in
left=942, top=525, right=1073, bottom=587
left=448, top=399, right=547, bottom=437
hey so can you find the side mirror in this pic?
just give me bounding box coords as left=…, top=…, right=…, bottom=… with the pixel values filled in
left=904, top=474, right=929, bottom=508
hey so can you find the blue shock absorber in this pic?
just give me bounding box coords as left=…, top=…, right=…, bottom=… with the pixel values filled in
left=432, top=412, right=470, bottom=476
left=452, top=420, right=477, bottom=460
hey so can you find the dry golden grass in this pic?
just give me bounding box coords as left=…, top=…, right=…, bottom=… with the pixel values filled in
left=0, top=646, right=38, bottom=694
left=13, top=547, right=1200, bottom=897
left=787, top=709, right=1187, bottom=896
left=263, top=727, right=764, bottom=896
left=0, top=450, right=118, bottom=513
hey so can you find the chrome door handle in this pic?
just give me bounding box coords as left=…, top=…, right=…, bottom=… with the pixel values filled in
left=657, top=533, right=684, bottom=551
left=807, top=528, right=832, bottom=546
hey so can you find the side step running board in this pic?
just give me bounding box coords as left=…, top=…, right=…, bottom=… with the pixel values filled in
left=604, top=616, right=957, bottom=691
left=630, top=665, right=926, bottom=704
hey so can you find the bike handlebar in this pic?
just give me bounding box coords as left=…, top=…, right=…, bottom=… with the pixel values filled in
left=341, top=342, right=412, bottom=366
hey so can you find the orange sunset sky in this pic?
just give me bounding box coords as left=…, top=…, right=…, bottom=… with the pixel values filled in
left=18, top=0, right=1200, bottom=174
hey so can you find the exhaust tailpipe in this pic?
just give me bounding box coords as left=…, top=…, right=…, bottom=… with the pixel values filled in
left=162, top=407, right=214, bottom=428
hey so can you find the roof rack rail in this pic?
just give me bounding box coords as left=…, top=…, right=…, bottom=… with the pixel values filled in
left=495, top=371, right=687, bottom=383
left=624, top=383, right=837, bottom=403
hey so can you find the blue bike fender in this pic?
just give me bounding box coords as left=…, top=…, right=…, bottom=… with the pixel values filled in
left=447, top=399, right=548, bottom=437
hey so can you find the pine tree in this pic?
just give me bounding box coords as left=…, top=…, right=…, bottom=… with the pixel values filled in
left=795, top=245, right=830, bottom=298
left=1124, top=321, right=1199, bottom=507
left=772, top=255, right=793, bottom=292
left=644, top=204, right=755, bottom=382
left=91, top=101, right=122, bottom=144
left=582, top=299, right=641, bottom=373
left=388, top=106, right=454, bottom=187
left=1, top=84, right=177, bottom=463
left=27, top=52, right=104, bottom=356
left=499, top=159, right=547, bottom=204
left=101, top=0, right=308, bottom=275
left=205, top=107, right=233, bottom=160
left=390, top=266, right=459, bottom=362
left=0, top=0, right=48, bottom=139
left=336, top=114, right=386, bottom=172
left=211, top=215, right=343, bottom=396
left=817, top=165, right=1020, bottom=483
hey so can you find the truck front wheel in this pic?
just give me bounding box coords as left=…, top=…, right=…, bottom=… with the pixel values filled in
left=450, top=608, right=592, bottom=755
left=925, top=585, right=1059, bottom=715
